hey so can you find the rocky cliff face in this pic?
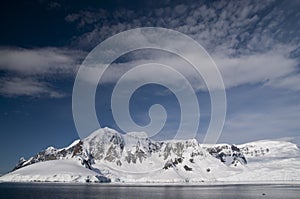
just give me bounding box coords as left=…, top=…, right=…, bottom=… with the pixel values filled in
left=205, top=144, right=247, bottom=166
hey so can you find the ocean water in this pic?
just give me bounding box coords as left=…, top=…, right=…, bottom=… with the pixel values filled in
left=0, top=183, right=299, bottom=199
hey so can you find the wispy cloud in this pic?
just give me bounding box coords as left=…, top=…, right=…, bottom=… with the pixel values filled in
left=0, top=47, right=84, bottom=98
left=214, top=45, right=298, bottom=90
left=65, top=0, right=300, bottom=92
left=65, top=0, right=300, bottom=53
left=0, top=77, right=65, bottom=98
left=65, top=10, right=108, bottom=28
left=77, top=41, right=298, bottom=92
left=0, top=47, right=83, bottom=75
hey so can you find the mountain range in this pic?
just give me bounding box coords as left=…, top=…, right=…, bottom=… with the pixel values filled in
left=1, top=127, right=299, bottom=184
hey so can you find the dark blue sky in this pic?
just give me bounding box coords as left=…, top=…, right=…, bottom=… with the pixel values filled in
left=1, top=0, right=300, bottom=174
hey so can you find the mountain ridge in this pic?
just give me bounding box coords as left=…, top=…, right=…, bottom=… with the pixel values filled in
left=13, top=127, right=247, bottom=172
left=1, top=127, right=300, bottom=183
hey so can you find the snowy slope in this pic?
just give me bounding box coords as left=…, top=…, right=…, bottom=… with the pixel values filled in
left=0, top=159, right=110, bottom=183
left=1, top=127, right=299, bottom=184
left=217, top=140, right=300, bottom=183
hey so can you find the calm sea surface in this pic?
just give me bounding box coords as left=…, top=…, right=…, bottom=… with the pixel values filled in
left=0, top=183, right=299, bottom=199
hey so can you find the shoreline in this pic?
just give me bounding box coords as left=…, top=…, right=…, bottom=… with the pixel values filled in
left=1, top=180, right=300, bottom=186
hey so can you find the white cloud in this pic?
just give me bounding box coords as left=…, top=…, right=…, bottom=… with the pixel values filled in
left=65, top=0, right=300, bottom=58
left=0, top=47, right=84, bottom=75
left=213, top=46, right=298, bottom=90
left=76, top=37, right=298, bottom=92
left=3, top=2, right=298, bottom=98
left=0, top=47, right=84, bottom=98
left=0, top=77, right=65, bottom=98
left=63, top=0, right=300, bottom=92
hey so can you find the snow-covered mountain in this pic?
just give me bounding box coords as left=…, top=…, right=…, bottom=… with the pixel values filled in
left=1, top=127, right=300, bottom=184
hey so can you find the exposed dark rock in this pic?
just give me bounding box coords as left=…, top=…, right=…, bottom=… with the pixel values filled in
left=184, top=165, right=192, bottom=171
left=206, top=144, right=247, bottom=165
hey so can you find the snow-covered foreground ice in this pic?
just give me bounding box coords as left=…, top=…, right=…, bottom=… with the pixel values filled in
left=0, top=159, right=110, bottom=183
left=1, top=128, right=299, bottom=184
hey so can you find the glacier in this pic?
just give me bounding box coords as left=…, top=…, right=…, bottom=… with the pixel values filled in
left=1, top=127, right=299, bottom=184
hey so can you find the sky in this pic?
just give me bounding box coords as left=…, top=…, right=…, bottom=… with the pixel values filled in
left=0, top=0, right=300, bottom=174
